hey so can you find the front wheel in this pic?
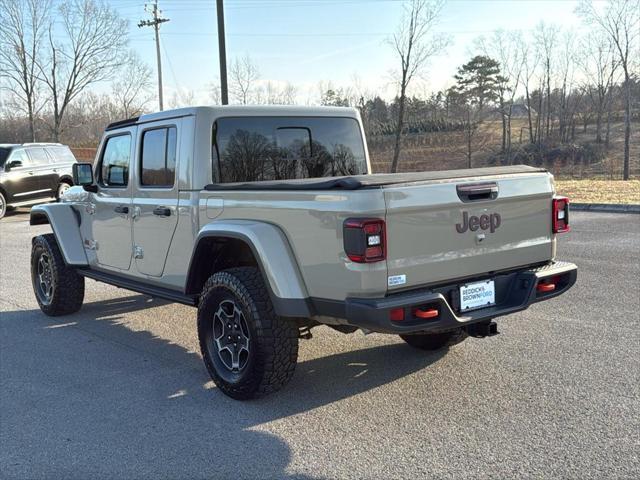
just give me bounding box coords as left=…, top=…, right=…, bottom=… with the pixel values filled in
left=31, top=234, right=85, bottom=316
left=0, top=191, right=6, bottom=219
left=56, top=181, right=72, bottom=201
left=400, top=328, right=468, bottom=351
left=198, top=267, right=299, bottom=400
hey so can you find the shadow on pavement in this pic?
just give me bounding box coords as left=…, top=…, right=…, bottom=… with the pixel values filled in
left=0, top=295, right=445, bottom=479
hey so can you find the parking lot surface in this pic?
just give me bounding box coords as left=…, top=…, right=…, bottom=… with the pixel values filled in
left=1, top=209, right=638, bottom=479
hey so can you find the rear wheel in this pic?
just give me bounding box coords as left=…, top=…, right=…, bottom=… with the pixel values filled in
left=31, top=234, right=85, bottom=316
left=198, top=267, right=299, bottom=400
left=400, top=328, right=467, bottom=351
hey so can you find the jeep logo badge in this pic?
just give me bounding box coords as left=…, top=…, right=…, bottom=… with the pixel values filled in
left=456, top=211, right=501, bottom=234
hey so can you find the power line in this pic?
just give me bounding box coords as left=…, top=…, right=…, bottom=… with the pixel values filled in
left=138, top=0, right=170, bottom=111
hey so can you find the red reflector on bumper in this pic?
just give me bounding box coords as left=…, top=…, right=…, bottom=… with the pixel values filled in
left=537, top=282, right=556, bottom=292
left=390, top=308, right=405, bottom=322
left=413, top=308, right=439, bottom=319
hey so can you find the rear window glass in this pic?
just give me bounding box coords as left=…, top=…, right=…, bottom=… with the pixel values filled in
left=100, top=135, right=131, bottom=187
left=212, top=117, right=367, bottom=183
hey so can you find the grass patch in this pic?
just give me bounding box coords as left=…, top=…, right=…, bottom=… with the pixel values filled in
left=554, top=180, right=640, bottom=204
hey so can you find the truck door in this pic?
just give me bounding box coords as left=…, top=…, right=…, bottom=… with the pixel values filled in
left=131, top=121, right=180, bottom=277
left=91, top=129, right=135, bottom=271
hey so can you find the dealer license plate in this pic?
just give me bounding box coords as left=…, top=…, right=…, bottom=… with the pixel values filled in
left=459, top=280, right=496, bottom=311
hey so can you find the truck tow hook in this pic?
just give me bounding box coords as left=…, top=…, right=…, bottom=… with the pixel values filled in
left=466, top=321, right=500, bottom=338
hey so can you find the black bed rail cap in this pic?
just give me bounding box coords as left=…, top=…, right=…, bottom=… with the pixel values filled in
left=205, top=176, right=363, bottom=191
left=105, top=116, right=140, bottom=131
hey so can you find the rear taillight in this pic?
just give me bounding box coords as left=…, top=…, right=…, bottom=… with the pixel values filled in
left=552, top=196, right=570, bottom=233
left=343, top=218, right=386, bottom=263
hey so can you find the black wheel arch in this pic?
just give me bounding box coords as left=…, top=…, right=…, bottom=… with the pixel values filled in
left=185, top=233, right=312, bottom=318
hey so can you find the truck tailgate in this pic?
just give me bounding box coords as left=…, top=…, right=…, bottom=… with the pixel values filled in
left=384, top=171, right=554, bottom=291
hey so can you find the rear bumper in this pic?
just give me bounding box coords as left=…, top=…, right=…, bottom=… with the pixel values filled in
left=340, top=261, right=577, bottom=334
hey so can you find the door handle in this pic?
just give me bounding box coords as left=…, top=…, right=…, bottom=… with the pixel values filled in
left=114, top=205, right=129, bottom=214
left=153, top=206, right=171, bottom=217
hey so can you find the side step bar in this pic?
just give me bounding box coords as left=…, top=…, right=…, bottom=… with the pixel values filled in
left=77, top=269, right=198, bottom=306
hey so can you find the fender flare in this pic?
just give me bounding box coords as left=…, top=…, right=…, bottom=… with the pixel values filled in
left=187, top=220, right=312, bottom=317
left=30, top=204, right=88, bottom=266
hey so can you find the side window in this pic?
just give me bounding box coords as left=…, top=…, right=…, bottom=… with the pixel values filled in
left=45, top=146, right=76, bottom=164
left=100, top=134, right=131, bottom=187
left=27, top=147, right=51, bottom=166
left=9, top=149, right=31, bottom=166
left=140, top=126, right=177, bottom=187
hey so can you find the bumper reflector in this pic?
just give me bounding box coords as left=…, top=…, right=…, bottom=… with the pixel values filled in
left=390, top=308, right=405, bottom=322
left=413, top=307, right=439, bottom=319
left=537, top=282, right=556, bottom=293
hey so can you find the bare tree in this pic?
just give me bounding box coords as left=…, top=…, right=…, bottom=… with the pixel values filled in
left=578, top=0, right=640, bottom=179
left=475, top=30, right=525, bottom=162
left=388, top=0, right=449, bottom=173
left=168, top=88, right=196, bottom=109
left=517, top=34, right=540, bottom=144
left=256, top=81, right=297, bottom=105
left=230, top=54, right=259, bottom=105
left=556, top=31, right=578, bottom=143
left=578, top=32, right=619, bottom=143
left=37, top=0, right=128, bottom=140
left=534, top=22, right=559, bottom=143
left=0, top=0, right=51, bottom=141
left=111, top=52, right=153, bottom=118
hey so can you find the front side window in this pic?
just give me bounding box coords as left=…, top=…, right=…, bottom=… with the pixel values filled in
left=8, top=149, right=30, bottom=167
left=212, top=117, right=367, bottom=183
left=140, top=126, right=177, bottom=187
left=100, top=134, right=131, bottom=187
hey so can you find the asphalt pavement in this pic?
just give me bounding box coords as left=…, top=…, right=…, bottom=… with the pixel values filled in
left=1, top=208, right=638, bottom=479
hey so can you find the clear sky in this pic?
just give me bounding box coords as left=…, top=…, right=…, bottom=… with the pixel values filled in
left=107, top=0, right=587, bottom=104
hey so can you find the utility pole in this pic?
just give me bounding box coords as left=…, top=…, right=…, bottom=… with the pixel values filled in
left=138, top=0, right=170, bottom=111
left=216, top=0, right=228, bottom=105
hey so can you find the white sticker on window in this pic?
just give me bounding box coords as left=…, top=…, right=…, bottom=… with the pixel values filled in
left=388, top=274, right=406, bottom=287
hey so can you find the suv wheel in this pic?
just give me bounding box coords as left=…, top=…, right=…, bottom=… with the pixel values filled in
left=400, top=328, right=468, bottom=351
left=0, top=191, right=6, bottom=219
left=56, top=182, right=72, bottom=201
left=31, top=234, right=85, bottom=316
left=198, top=267, right=299, bottom=400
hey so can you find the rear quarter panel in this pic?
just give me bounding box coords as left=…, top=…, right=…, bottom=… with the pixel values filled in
left=199, top=189, right=388, bottom=301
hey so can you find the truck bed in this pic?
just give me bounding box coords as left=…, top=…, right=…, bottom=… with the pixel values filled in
left=204, top=165, right=547, bottom=191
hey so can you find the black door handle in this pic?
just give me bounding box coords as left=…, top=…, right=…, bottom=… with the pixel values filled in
left=114, top=205, right=129, bottom=214
left=153, top=206, right=171, bottom=217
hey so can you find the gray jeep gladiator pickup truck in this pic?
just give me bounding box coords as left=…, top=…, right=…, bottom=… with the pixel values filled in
left=30, top=106, right=577, bottom=399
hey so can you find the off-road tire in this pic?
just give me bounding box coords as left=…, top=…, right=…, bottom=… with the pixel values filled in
left=31, top=234, right=85, bottom=316
left=198, top=267, right=299, bottom=400
left=400, top=328, right=468, bottom=351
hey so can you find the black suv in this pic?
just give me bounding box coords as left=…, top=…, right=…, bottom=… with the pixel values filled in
left=0, top=143, right=77, bottom=219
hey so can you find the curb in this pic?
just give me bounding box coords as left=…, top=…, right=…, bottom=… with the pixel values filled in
left=572, top=203, right=640, bottom=214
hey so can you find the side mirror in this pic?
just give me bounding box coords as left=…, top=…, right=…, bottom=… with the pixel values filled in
left=6, top=160, right=23, bottom=170
left=73, top=163, right=97, bottom=192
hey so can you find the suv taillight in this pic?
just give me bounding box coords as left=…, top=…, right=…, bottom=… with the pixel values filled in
left=343, top=218, right=386, bottom=263
left=552, top=196, right=570, bottom=233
